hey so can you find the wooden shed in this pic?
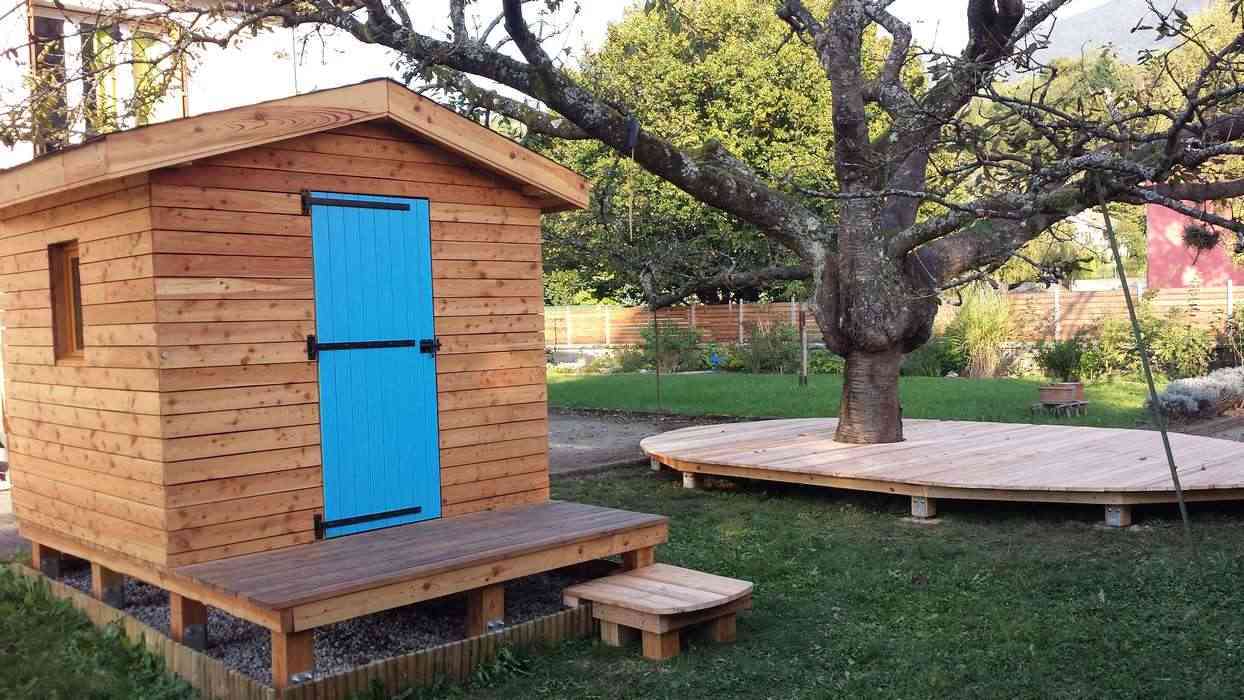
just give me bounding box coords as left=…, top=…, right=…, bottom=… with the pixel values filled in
left=0, top=79, right=668, bottom=688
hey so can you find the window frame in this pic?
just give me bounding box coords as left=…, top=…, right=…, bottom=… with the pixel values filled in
left=48, top=240, right=85, bottom=362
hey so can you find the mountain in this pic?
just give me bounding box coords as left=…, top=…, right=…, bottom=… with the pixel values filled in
left=1040, top=0, right=1213, bottom=62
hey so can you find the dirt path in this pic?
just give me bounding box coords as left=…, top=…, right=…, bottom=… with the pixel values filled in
left=548, top=408, right=731, bottom=477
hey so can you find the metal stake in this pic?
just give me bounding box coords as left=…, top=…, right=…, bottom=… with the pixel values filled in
left=1098, top=197, right=1192, bottom=538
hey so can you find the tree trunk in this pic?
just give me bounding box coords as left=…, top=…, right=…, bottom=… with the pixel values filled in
left=835, top=349, right=904, bottom=443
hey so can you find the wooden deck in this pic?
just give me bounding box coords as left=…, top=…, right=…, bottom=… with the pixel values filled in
left=176, top=501, right=667, bottom=629
left=24, top=500, right=667, bottom=688
left=642, top=419, right=1244, bottom=525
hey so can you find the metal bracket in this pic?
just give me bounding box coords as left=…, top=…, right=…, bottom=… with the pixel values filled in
left=301, top=191, right=410, bottom=215
left=419, top=338, right=441, bottom=354
left=306, top=334, right=426, bottom=361
left=314, top=505, right=424, bottom=539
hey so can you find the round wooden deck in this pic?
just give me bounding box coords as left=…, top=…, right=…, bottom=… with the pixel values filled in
left=641, top=419, right=1244, bottom=526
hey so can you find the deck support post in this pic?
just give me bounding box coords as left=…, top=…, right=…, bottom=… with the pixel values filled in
left=911, top=496, right=938, bottom=519
left=682, top=472, right=700, bottom=490
left=600, top=621, right=637, bottom=647
left=641, top=630, right=680, bottom=660
left=30, top=542, right=63, bottom=578
left=272, top=629, right=315, bottom=690
left=622, top=546, right=656, bottom=571
left=169, top=593, right=208, bottom=651
left=1104, top=505, right=1133, bottom=528
left=650, top=457, right=663, bottom=472
left=465, top=583, right=505, bottom=637
left=707, top=613, right=737, bottom=643
left=90, top=562, right=125, bottom=608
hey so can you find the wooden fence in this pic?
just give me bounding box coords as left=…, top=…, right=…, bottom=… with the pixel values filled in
left=545, top=283, right=1239, bottom=347
left=7, top=562, right=594, bottom=700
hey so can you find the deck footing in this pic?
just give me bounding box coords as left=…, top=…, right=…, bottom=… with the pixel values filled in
left=911, top=496, right=938, bottom=519
left=466, top=584, right=505, bottom=637
left=170, top=593, right=208, bottom=651
left=273, top=629, right=315, bottom=690
left=1104, top=505, right=1133, bottom=528
left=31, top=543, right=63, bottom=579
left=682, top=473, right=701, bottom=490
left=91, top=563, right=126, bottom=609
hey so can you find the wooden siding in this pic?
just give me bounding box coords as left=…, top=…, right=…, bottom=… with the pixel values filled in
left=149, top=120, right=549, bottom=566
left=0, top=177, right=170, bottom=566
left=3, top=119, right=555, bottom=570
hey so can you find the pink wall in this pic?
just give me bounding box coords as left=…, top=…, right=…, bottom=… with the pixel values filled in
left=1146, top=203, right=1244, bottom=288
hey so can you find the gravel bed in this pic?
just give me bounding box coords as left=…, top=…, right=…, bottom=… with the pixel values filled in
left=59, top=559, right=607, bottom=685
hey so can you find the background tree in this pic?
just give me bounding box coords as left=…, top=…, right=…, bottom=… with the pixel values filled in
left=6, top=0, right=1244, bottom=444
left=539, top=0, right=860, bottom=306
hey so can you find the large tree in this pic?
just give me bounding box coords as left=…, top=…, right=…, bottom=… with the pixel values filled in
left=8, top=0, right=1244, bottom=443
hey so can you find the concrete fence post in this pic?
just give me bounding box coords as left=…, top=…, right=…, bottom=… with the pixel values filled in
left=690, top=303, right=697, bottom=329
left=737, top=302, right=744, bottom=342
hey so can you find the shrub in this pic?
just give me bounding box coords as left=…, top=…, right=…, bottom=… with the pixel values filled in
left=1151, top=365, right=1244, bottom=421
left=1225, top=306, right=1244, bottom=365
left=580, top=352, right=620, bottom=374
left=739, top=322, right=801, bottom=373
left=1079, top=301, right=1216, bottom=381
left=616, top=346, right=649, bottom=372
left=901, top=337, right=965, bottom=377
left=639, top=321, right=704, bottom=372
left=808, top=349, right=845, bottom=374
left=1150, top=314, right=1215, bottom=379
left=1035, top=337, right=1085, bottom=382
left=946, top=286, right=1012, bottom=378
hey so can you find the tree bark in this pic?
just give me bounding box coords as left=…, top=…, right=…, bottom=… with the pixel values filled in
left=836, top=349, right=905, bottom=443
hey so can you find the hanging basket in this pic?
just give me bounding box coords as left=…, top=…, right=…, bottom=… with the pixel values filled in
left=1182, top=224, right=1221, bottom=253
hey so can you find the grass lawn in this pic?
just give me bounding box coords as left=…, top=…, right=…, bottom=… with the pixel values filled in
left=548, top=372, right=1154, bottom=428
left=431, top=473, right=1244, bottom=700
left=0, top=566, right=195, bottom=700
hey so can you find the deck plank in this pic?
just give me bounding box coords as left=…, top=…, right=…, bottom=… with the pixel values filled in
left=642, top=419, right=1244, bottom=501
left=175, top=501, right=667, bottom=609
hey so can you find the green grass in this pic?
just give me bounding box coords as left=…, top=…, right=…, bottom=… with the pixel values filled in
left=418, top=473, right=1244, bottom=700
left=548, top=372, right=1154, bottom=428
left=0, top=566, right=196, bottom=700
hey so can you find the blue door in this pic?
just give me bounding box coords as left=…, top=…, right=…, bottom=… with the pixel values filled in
left=308, top=192, right=441, bottom=537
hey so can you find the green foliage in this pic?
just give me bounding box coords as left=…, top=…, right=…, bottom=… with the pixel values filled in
left=616, top=346, right=650, bottom=373
left=639, top=321, right=704, bottom=372
left=1224, top=306, right=1244, bottom=365
left=1078, top=296, right=1217, bottom=380
left=1150, top=311, right=1216, bottom=379
left=538, top=0, right=906, bottom=304
left=946, top=286, right=1013, bottom=378
left=548, top=373, right=1153, bottom=428
left=738, top=323, right=800, bottom=374
left=1035, top=337, right=1087, bottom=382
left=1080, top=319, right=1137, bottom=379
left=0, top=568, right=195, bottom=700
left=902, top=337, right=966, bottom=377
left=808, top=348, right=845, bottom=375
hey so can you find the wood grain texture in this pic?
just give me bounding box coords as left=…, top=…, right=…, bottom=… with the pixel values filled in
left=642, top=418, right=1244, bottom=506
left=3, top=90, right=571, bottom=573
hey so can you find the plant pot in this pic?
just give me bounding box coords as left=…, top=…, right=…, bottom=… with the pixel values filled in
left=1038, top=384, right=1077, bottom=404
left=1054, top=381, right=1085, bottom=401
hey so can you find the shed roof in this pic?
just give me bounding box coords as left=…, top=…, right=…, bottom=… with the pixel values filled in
left=0, top=78, right=590, bottom=213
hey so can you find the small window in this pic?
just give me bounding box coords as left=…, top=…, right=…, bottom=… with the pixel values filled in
left=49, top=241, right=85, bottom=360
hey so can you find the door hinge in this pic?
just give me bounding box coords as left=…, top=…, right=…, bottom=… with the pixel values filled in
left=306, top=334, right=423, bottom=360
left=314, top=505, right=424, bottom=539
left=301, top=191, right=410, bottom=215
